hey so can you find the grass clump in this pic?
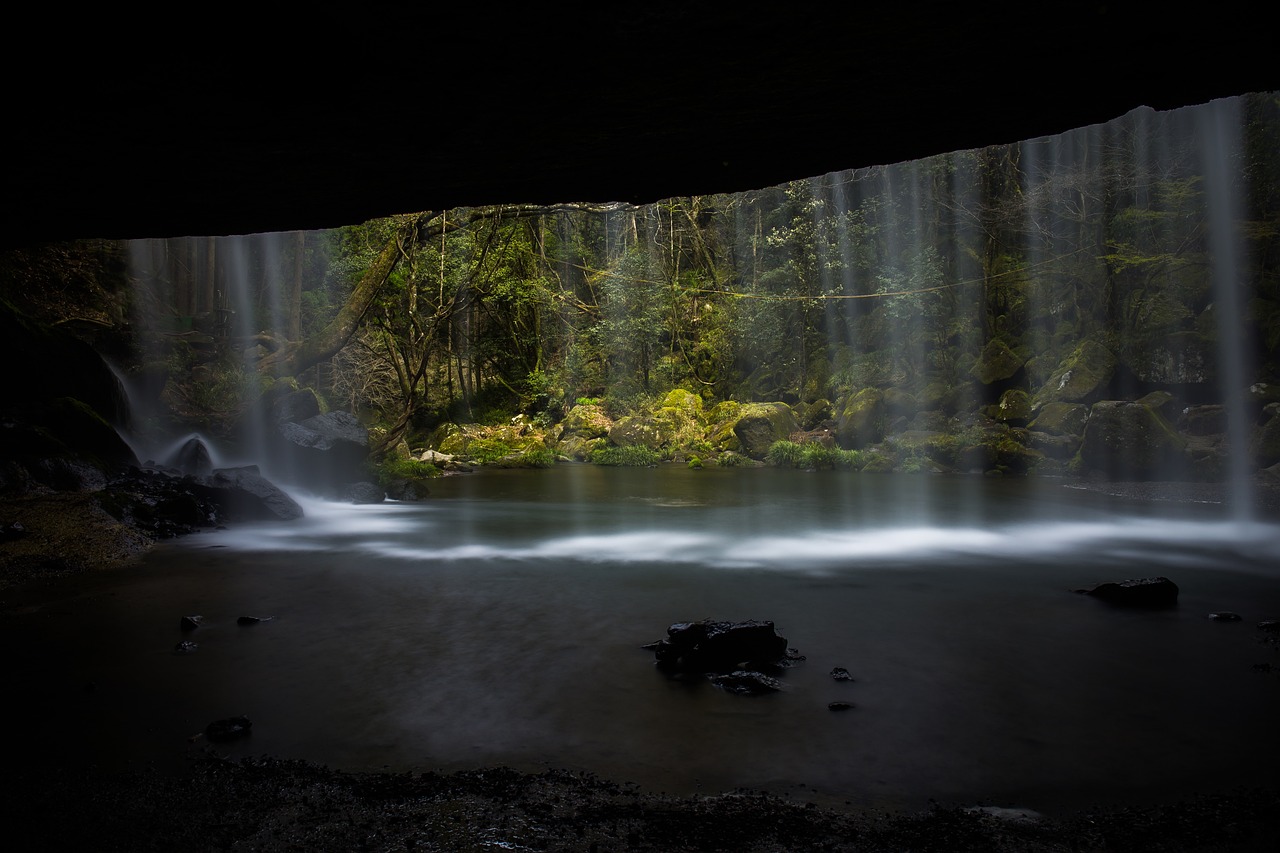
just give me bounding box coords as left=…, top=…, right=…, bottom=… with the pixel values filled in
left=590, top=445, right=661, bottom=467
left=766, top=440, right=862, bottom=470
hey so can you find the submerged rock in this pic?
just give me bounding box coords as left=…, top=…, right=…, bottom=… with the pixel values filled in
left=237, top=615, right=275, bottom=625
left=1077, top=576, right=1179, bottom=607
left=180, top=615, right=203, bottom=631
left=1208, top=612, right=1243, bottom=622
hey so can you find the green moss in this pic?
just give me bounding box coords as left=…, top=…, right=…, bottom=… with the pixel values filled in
left=377, top=457, right=441, bottom=486
left=590, top=445, right=661, bottom=466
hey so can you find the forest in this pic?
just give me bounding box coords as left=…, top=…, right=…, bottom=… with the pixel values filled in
left=13, top=92, right=1280, bottom=498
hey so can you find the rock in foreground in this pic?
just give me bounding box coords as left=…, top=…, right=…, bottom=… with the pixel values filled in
left=1077, top=576, right=1179, bottom=607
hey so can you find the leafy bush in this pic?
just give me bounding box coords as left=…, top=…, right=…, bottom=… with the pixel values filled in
left=520, top=448, right=557, bottom=468
left=590, top=445, right=661, bottom=467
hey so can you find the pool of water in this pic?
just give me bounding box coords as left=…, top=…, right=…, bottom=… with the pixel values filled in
left=8, top=466, right=1280, bottom=814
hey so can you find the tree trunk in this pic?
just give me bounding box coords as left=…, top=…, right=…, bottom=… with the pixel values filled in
left=257, top=228, right=405, bottom=377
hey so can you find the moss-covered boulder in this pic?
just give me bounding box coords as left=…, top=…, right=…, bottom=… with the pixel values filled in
left=1254, top=413, right=1280, bottom=469
left=1078, top=400, right=1188, bottom=479
left=1033, top=339, right=1117, bottom=408
left=835, top=388, right=884, bottom=449
left=559, top=403, right=613, bottom=440
left=993, top=389, right=1032, bottom=425
left=970, top=339, right=1025, bottom=386
left=1122, top=329, right=1212, bottom=386
left=731, top=403, right=800, bottom=459
left=607, top=416, right=670, bottom=451
left=1029, top=402, right=1089, bottom=437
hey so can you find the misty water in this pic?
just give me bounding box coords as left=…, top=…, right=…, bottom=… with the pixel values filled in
left=12, top=465, right=1280, bottom=815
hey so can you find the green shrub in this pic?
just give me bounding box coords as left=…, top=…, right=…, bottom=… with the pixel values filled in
left=590, top=445, right=661, bottom=467
left=520, top=448, right=557, bottom=468
left=378, top=457, right=441, bottom=486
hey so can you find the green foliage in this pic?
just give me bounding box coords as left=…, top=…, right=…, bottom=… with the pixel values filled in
left=377, top=457, right=441, bottom=486
left=765, top=440, right=862, bottom=470
left=589, top=445, right=661, bottom=467
left=467, top=437, right=515, bottom=464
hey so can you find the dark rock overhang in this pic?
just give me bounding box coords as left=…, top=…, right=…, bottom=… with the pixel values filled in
left=3, top=7, right=1274, bottom=249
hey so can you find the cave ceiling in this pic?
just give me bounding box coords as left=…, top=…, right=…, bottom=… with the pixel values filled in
left=3, top=7, right=1274, bottom=250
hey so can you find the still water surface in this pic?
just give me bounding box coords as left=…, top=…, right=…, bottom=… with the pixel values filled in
left=11, top=466, right=1280, bottom=813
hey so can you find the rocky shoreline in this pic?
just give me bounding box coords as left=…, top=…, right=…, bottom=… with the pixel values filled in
left=9, top=755, right=1279, bottom=852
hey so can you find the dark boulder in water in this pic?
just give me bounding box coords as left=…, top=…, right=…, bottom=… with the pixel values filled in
left=651, top=619, right=790, bottom=672
left=194, top=465, right=304, bottom=521
left=273, top=411, right=371, bottom=494
left=1077, top=576, right=1179, bottom=607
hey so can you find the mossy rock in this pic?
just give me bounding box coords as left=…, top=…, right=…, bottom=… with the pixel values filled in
left=558, top=435, right=607, bottom=461
left=607, top=415, right=672, bottom=451
left=1028, top=402, right=1089, bottom=437
left=1254, top=414, right=1280, bottom=468
left=1027, top=430, right=1081, bottom=460
left=798, top=398, right=833, bottom=430
left=659, top=388, right=704, bottom=414
left=560, top=404, right=613, bottom=439
left=835, top=388, right=884, bottom=449
left=1121, top=329, right=1213, bottom=385
left=1033, top=339, right=1117, bottom=408
left=994, top=389, right=1032, bottom=425
left=882, top=388, right=918, bottom=420
left=970, top=339, right=1025, bottom=386
left=731, top=402, right=801, bottom=460
left=859, top=451, right=895, bottom=473
left=1078, top=400, right=1188, bottom=479
left=1136, top=391, right=1178, bottom=421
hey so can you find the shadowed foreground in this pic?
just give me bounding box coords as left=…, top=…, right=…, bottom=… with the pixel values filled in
left=11, top=757, right=1280, bottom=852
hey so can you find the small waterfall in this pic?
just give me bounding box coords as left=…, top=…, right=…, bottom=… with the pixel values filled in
left=1199, top=98, right=1256, bottom=520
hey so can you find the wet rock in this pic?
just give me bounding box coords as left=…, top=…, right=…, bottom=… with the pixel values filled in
left=708, top=671, right=781, bottom=695
left=830, top=667, right=853, bottom=681
left=384, top=477, right=430, bottom=501
left=194, top=466, right=304, bottom=521
left=274, top=411, right=371, bottom=493
left=828, top=701, right=854, bottom=711
left=341, top=481, right=385, bottom=504
left=1077, top=576, right=1179, bottom=607
left=1208, top=612, right=1243, bottom=622
left=164, top=436, right=213, bottom=477
left=652, top=619, right=790, bottom=672
left=174, top=640, right=198, bottom=653
left=205, top=715, right=252, bottom=742
left=1258, top=620, right=1280, bottom=633
left=180, top=615, right=203, bottom=631
left=1078, top=400, right=1187, bottom=480
left=236, top=615, right=275, bottom=625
